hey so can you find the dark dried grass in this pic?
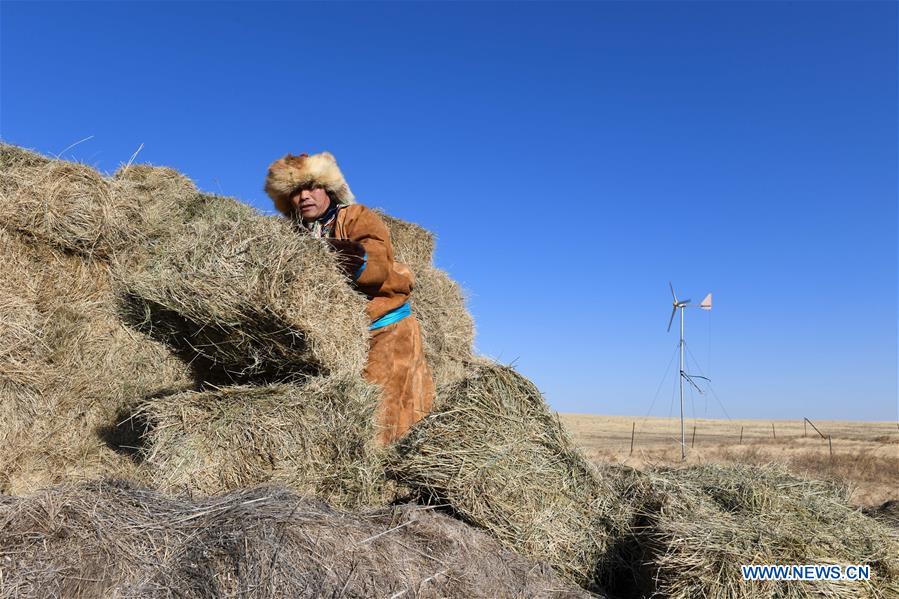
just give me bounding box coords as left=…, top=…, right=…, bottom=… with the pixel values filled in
left=864, top=500, right=899, bottom=534
left=0, top=480, right=593, bottom=598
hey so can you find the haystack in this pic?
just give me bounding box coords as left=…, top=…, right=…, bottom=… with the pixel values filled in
left=0, top=144, right=477, bottom=497
left=0, top=480, right=593, bottom=598
left=117, top=198, right=370, bottom=382
left=617, top=464, right=899, bottom=599
left=139, top=376, right=386, bottom=509
left=387, top=361, right=628, bottom=590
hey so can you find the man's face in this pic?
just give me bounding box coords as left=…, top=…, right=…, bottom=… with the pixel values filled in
left=290, top=187, right=331, bottom=221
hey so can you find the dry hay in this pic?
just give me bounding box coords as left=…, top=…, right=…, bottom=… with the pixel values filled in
left=0, top=227, right=192, bottom=495
left=117, top=198, right=370, bottom=382
left=408, top=266, right=474, bottom=388
left=139, top=376, right=386, bottom=509
left=0, top=142, right=50, bottom=172
left=614, top=464, right=899, bottom=599
left=0, top=480, right=593, bottom=598
left=0, top=230, right=44, bottom=408
left=113, top=162, right=198, bottom=205
left=0, top=144, right=200, bottom=260
left=387, top=361, right=626, bottom=590
left=378, top=210, right=435, bottom=268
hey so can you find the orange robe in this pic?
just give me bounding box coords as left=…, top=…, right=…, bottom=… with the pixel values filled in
left=330, top=204, right=435, bottom=446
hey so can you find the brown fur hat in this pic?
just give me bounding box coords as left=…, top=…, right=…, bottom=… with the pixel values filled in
left=264, top=151, right=355, bottom=215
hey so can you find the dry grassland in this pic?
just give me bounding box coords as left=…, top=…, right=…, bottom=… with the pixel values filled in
left=559, top=414, right=899, bottom=507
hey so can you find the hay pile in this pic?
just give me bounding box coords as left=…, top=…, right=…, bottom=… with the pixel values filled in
left=0, top=145, right=373, bottom=501
left=388, top=361, right=632, bottom=589
left=0, top=143, right=476, bottom=507
left=0, top=480, right=592, bottom=598
left=865, top=499, right=899, bottom=533
left=139, top=376, right=386, bottom=508
left=607, top=464, right=899, bottom=599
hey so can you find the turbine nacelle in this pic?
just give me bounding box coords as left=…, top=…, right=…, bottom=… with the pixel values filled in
left=667, top=283, right=710, bottom=331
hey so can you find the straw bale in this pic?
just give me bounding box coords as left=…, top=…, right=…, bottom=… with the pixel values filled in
left=0, top=156, right=118, bottom=256
left=378, top=210, right=435, bottom=268
left=0, top=233, right=45, bottom=472
left=409, top=266, right=474, bottom=388
left=0, top=144, right=51, bottom=203
left=139, top=376, right=386, bottom=509
left=620, top=464, right=899, bottom=599
left=0, top=145, right=206, bottom=260
left=387, top=361, right=624, bottom=589
left=113, top=162, right=198, bottom=202
left=117, top=200, right=369, bottom=382
left=0, top=480, right=594, bottom=598
left=0, top=146, right=124, bottom=257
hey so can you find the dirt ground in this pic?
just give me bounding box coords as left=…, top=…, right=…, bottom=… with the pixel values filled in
left=559, top=414, right=899, bottom=507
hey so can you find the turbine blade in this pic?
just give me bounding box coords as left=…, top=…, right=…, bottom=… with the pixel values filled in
left=681, top=299, right=691, bottom=305
left=669, top=282, right=677, bottom=303
left=667, top=306, right=677, bottom=332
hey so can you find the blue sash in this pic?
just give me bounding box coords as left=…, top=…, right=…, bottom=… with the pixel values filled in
left=369, top=302, right=411, bottom=331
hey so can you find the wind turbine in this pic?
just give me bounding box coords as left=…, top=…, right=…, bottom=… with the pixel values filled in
left=668, top=283, right=712, bottom=459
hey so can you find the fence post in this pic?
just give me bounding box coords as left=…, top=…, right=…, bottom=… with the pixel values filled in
left=691, top=425, right=697, bottom=448
left=739, top=426, right=744, bottom=444
left=630, top=422, right=635, bottom=456
left=804, top=419, right=807, bottom=437
left=828, top=436, right=833, bottom=458
left=772, top=422, right=776, bottom=439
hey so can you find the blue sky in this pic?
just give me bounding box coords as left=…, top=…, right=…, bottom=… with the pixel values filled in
left=2, top=1, right=896, bottom=420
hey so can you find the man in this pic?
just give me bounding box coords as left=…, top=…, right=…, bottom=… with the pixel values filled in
left=264, top=151, right=435, bottom=445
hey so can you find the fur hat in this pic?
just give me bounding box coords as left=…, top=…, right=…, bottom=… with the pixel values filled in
left=264, top=151, right=355, bottom=215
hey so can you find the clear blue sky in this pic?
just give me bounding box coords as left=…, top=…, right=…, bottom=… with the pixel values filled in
left=2, top=1, right=896, bottom=421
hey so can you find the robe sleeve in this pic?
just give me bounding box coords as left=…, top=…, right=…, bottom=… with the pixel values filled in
left=338, top=205, right=393, bottom=287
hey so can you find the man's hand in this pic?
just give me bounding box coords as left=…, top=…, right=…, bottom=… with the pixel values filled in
left=325, top=238, right=367, bottom=281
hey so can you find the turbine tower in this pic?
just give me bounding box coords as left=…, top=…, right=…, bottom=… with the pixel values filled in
left=668, top=283, right=712, bottom=460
